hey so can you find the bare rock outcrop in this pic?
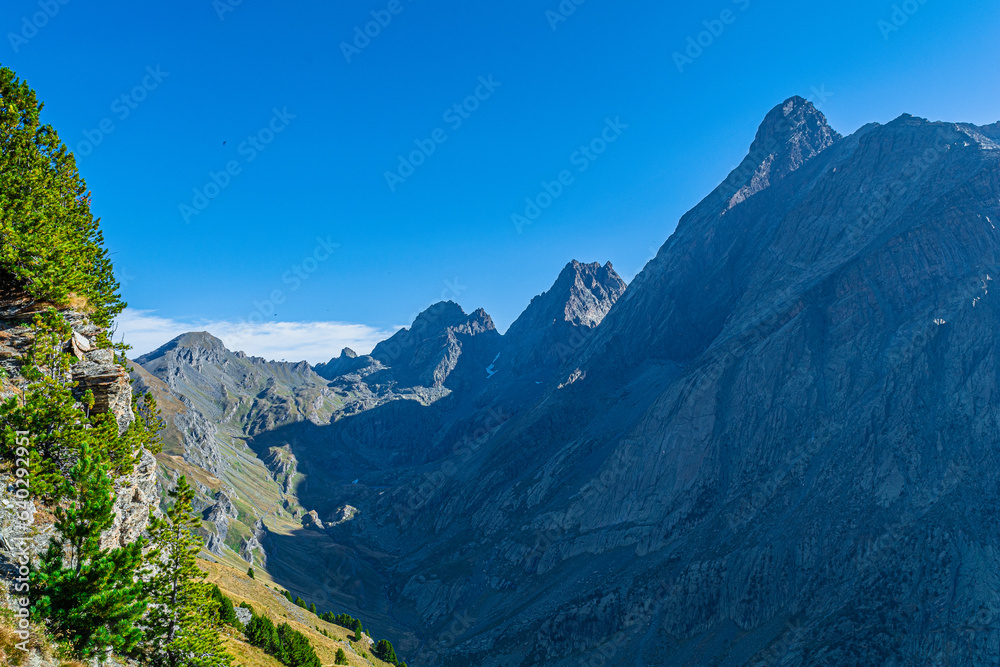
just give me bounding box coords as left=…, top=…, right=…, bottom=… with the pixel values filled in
left=239, top=518, right=268, bottom=566
left=205, top=491, right=239, bottom=554
left=101, top=448, right=158, bottom=550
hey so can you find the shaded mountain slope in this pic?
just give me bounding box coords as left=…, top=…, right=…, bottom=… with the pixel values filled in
left=136, top=97, right=1000, bottom=666
left=380, top=101, right=1000, bottom=666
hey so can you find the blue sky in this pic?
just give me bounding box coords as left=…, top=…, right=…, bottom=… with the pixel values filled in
left=3, top=0, right=999, bottom=361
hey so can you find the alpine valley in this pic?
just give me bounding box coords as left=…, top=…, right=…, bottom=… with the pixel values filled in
left=115, top=96, right=1000, bottom=665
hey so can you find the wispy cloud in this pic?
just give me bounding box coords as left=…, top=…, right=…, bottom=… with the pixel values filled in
left=115, top=309, right=398, bottom=364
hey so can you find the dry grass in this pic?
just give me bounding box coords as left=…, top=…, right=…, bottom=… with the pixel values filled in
left=201, top=559, right=396, bottom=667
left=0, top=609, right=87, bottom=667
left=64, top=293, right=92, bottom=314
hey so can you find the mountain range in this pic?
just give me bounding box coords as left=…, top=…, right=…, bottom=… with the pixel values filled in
left=133, top=97, right=1000, bottom=666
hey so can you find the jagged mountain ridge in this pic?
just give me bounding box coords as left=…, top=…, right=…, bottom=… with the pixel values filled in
left=137, top=98, right=1000, bottom=666
left=384, top=100, right=1000, bottom=665
left=132, top=259, right=628, bottom=637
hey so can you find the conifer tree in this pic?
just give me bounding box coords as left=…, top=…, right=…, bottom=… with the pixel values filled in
left=29, top=442, right=146, bottom=658
left=276, top=623, right=321, bottom=667
left=143, top=476, right=232, bottom=667
left=209, top=584, right=238, bottom=627
left=373, top=639, right=398, bottom=664
left=0, top=67, right=124, bottom=325
left=244, top=612, right=281, bottom=657
left=335, top=647, right=348, bottom=665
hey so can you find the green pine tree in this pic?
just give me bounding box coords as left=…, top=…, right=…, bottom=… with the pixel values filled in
left=29, top=442, right=146, bottom=658
left=244, top=612, right=281, bottom=657
left=276, top=623, right=321, bottom=667
left=373, top=639, right=398, bottom=664
left=247, top=566, right=255, bottom=579
left=143, top=476, right=232, bottom=667
left=335, top=647, right=348, bottom=665
left=0, top=67, right=124, bottom=326
left=352, top=619, right=364, bottom=642
left=0, top=309, right=162, bottom=502
left=209, top=584, right=239, bottom=627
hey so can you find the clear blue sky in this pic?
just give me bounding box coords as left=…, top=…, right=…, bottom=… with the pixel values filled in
left=3, top=0, right=999, bottom=360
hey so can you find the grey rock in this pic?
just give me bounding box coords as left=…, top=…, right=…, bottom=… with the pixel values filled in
left=235, top=605, right=252, bottom=626
left=240, top=518, right=268, bottom=566
left=124, top=98, right=1000, bottom=667
left=101, top=448, right=157, bottom=550
left=302, top=509, right=324, bottom=531
left=72, top=359, right=133, bottom=434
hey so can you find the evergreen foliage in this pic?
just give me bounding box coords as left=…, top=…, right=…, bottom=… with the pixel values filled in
left=335, top=647, right=348, bottom=665
left=0, top=309, right=162, bottom=502
left=244, top=612, right=281, bottom=656
left=276, top=623, right=321, bottom=667
left=243, top=608, right=321, bottom=667
left=373, top=639, right=398, bottom=664
left=209, top=584, right=239, bottom=628
left=28, top=442, right=146, bottom=658
left=143, top=476, right=232, bottom=667
left=0, top=67, right=124, bottom=325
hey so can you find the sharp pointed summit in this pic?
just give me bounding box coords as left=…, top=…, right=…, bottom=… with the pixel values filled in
left=725, top=95, right=842, bottom=210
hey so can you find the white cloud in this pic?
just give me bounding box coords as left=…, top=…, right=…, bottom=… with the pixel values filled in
left=115, top=309, right=398, bottom=364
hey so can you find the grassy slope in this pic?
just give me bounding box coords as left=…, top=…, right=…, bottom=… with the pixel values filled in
left=133, top=351, right=412, bottom=660
left=202, top=559, right=397, bottom=667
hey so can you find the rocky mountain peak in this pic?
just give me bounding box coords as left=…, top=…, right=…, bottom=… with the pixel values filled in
left=725, top=95, right=842, bottom=210
left=372, top=301, right=476, bottom=364
left=499, top=260, right=626, bottom=376
left=463, top=308, right=498, bottom=334
left=410, top=300, right=468, bottom=333
left=552, top=260, right=627, bottom=328
left=137, top=331, right=228, bottom=365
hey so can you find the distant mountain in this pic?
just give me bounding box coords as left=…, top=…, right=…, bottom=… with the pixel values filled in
left=135, top=97, right=1000, bottom=666
left=498, top=260, right=625, bottom=378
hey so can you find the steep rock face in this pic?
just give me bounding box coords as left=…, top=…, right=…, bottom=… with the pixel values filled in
left=498, top=260, right=625, bottom=377
left=0, top=300, right=153, bottom=588
left=240, top=518, right=268, bottom=566
left=135, top=99, right=1000, bottom=666
left=726, top=95, right=842, bottom=210
left=399, top=106, right=1000, bottom=666
left=102, top=449, right=158, bottom=550
left=72, top=357, right=134, bottom=434
left=205, top=491, right=240, bottom=554
left=370, top=302, right=502, bottom=391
